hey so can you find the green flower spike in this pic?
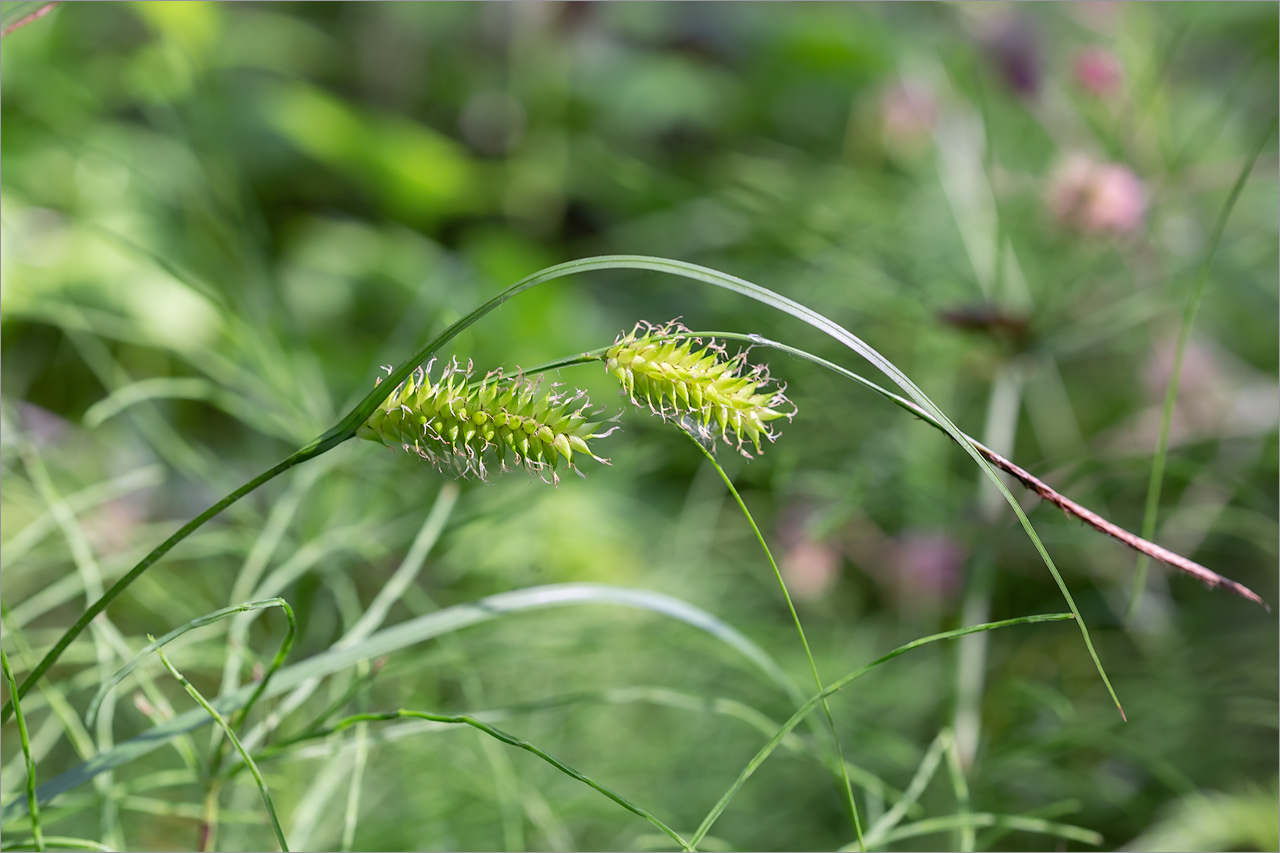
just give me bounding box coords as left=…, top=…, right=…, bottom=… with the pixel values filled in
left=358, top=358, right=618, bottom=484
left=605, top=320, right=795, bottom=457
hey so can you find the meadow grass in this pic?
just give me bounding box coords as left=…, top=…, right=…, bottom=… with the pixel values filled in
left=3, top=4, right=1276, bottom=851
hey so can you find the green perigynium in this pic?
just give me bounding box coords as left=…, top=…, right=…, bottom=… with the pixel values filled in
left=358, top=358, right=617, bottom=483
left=606, top=320, right=794, bottom=456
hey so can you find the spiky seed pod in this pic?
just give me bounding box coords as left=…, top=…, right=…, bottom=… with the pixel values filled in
left=358, top=358, right=618, bottom=484
left=605, top=320, right=795, bottom=457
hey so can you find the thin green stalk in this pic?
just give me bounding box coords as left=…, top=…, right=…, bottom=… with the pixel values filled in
left=154, top=643, right=289, bottom=853
left=863, top=730, right=947, bottom=848
left=685, top=433, right=864, bottom=850
left=688, top=612, right=1075, bottom=849
left=269, top=709, right=690, bottom=852
left=943, top=729, right=975, bottom=852
left=1126, top=116, right=1277, bottom=623
left=2, top=648, right=44, bottom=852
left=340, top=718, right=369, bottom=851
left=229, top=601, right=296, bottom=732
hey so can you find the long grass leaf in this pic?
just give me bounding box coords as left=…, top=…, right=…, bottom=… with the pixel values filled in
left=0, top=838, right=113, bottom=853
left=679, top=330, right=1264, bottom=604
left=854, top=812, right=1103, bottom=848
left=271, top=709, right=690, bottom=851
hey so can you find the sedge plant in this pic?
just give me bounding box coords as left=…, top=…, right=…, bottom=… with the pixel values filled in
left=3, top=255, right=1270, bottom=852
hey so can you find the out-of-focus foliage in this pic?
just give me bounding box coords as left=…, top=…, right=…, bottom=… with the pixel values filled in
left=2, top=3, right=1276, bottom=851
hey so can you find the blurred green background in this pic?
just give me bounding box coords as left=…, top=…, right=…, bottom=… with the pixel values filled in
left=2, top=2, right=1276, bottom=851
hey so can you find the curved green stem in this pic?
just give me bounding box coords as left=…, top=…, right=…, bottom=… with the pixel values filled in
left=1, top=648, right=43, bottom=851
left=684, top=433, right=864, bottom=849
left=155, top=643, right=288, bottom=852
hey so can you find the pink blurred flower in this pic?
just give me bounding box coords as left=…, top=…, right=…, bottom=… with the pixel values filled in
left=1047, top=154, right=1147, bottom=236
left=781, top=540, right=842, bottom=602
left=1074, top=47, right=1123, bottom=97
left=880, top=78, right=937, bottom=159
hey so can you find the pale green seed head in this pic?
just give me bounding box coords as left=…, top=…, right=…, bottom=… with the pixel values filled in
left=606, top=320, right=795, bottom=457
left=360, top=360, right=618, bottom=484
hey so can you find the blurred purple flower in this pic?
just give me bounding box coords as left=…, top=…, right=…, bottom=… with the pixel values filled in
left=982, top=14, right=1041, bottom=96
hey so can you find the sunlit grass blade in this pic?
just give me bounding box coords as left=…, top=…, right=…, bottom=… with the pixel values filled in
left=943, top=728, right=974, bottom=852
left=0, top=838, right=113, bottom=853
left=86, top=599, right=295, bottom=728
left=844, top=812, right=1103, bottom=849
left=83, top=377, right=298, bottom=443
left=1127, top=116, right=1277, bottom=622
left=0, top=1, right=58, bottom=38
left=688, top=612, right=1075, bottom=849
left=1, top=648, right=44, bottom=852
left=153, top=643, right=288, bottom=852
left=261, top=709, right=690, bottom=851
left=4, top=583, right=794, bottom=820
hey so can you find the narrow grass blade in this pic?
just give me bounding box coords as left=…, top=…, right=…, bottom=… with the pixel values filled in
left=4, top=583, right=793, bottom=820
left=86, top=599, right=295, bottom=727
left=0, top=838, right=113, bottom=853
left=83, top=377, right=277, bottom=437
left=849, top=812, right=1103, bottom=848
left=689, top=612, right=1075, bottom=849
left=1, top=649, right=43, bottom=850
left=153, top=643, right=288, bottom=852
left=942, top=729, right=974, bottom=852
left=863, top=731, right=948, bottom=848
left=1127, top=116, right=1278, bottom=622
left=273, top=709, right=690, bottom=851
left=240, top=484, right=459, bottom=752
